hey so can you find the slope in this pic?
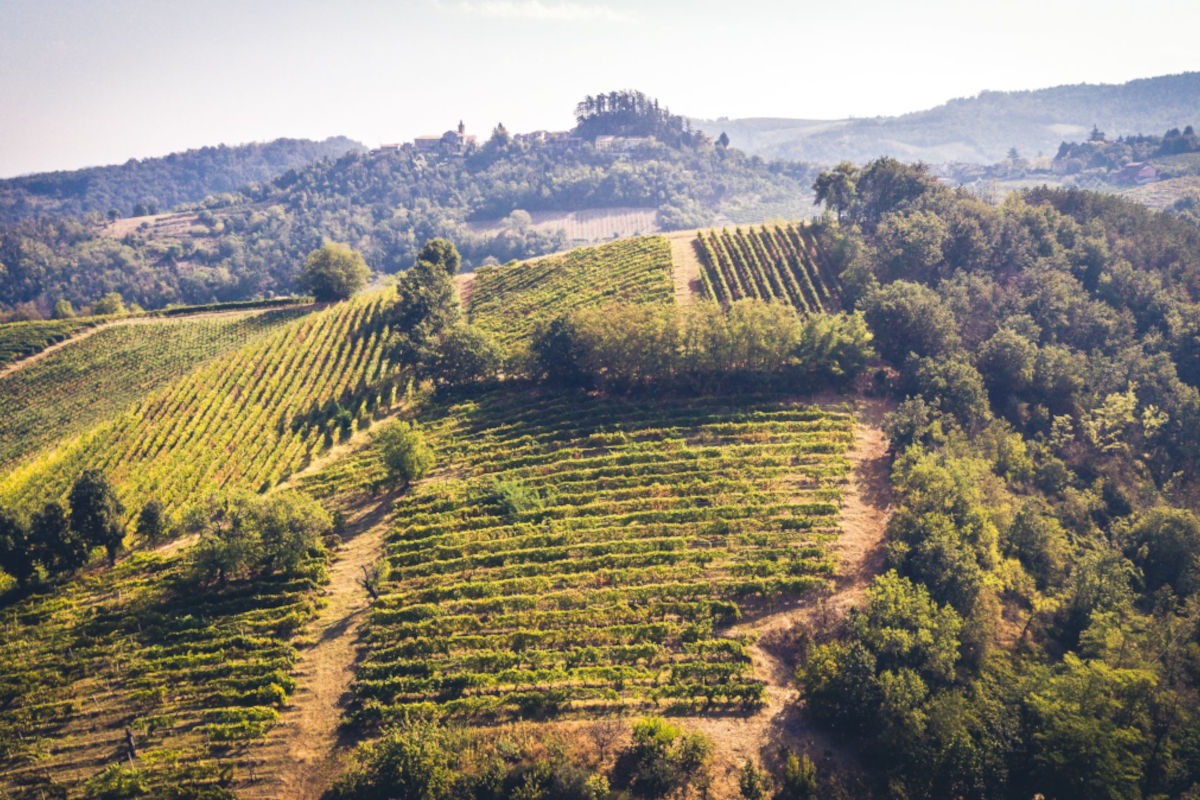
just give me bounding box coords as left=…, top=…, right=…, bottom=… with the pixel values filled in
left=695, top=71, right=1200, bottom=164
left=0, top=307, right=309, bottom=470
left=0, top=290, right=399, bottom=518
left=467, top=235, right=674, bottom=348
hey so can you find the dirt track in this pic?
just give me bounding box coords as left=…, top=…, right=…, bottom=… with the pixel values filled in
left=678, top=397, right=893, bottom=794
left=667, top=230, right=704, bottom=306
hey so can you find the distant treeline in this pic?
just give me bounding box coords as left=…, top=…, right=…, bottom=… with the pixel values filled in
left=0, top=137, right=362, bottom=223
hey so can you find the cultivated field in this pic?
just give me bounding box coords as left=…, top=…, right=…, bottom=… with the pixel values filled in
left=351, top=389, right=855, bottom=723
left=694, top=224, right=840, bottom=311
left=468, top=236, right=674, bottom=347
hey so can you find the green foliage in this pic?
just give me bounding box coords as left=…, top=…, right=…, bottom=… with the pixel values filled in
left=531, top=300, right=873, bottom=393
left=737, top=759, right=769, bottom=799
left=0, top=505, right=36, bottom=587
left=69, top=469, right=125, bottom=565
left=617, top=717, right=712, bottom=799
left=185, top=490, right=329, bottom=584
left=417, top=238, right=462, bottom=277
left=1027, top=654, right=1156, bottom=800
left=299, top=242, right=371, bottom=301
left=778, top=752, right=818, bottom=800
left=861, top=280, right=959, bottom=364
left=51, top=299, right=75, bottom=319
left=375, top=420, right=434, bottom=487
left=92, top=291, right=127, bottom=316
left=135, top=498, right=168, bottom=545
left=390, top=255, right=460, bottom=365
left=426, top=323, right=502, bottom=387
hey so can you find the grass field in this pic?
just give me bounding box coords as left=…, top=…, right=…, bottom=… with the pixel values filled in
left=346, top=389, right=854, bottom=724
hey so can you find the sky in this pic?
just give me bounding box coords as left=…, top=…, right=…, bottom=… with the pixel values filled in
left=1, top=0, right=1197, bottom=177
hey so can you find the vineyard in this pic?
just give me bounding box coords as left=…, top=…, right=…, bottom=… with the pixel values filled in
left=0, top=544, right=328, bottom=798
left=0, top=291, right=399, bottom=519
left=694, top=224, right=839, bottom=312
left=351, top=389, right=855, bottom=723
left=0, top=309, right=308, bottom=470
left=0, top=318, right=95, bottom=366
left=468, top=236, right=674, bottom=347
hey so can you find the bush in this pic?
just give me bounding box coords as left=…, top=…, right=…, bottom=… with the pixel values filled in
left=375, top=421, right=435, bottom=487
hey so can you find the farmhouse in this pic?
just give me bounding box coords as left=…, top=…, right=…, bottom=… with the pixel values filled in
left=1115, top=161, right=1158, bottom=185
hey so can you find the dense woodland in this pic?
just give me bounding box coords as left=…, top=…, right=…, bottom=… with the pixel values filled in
left=794, top=159, right=1200, bottom=797
left=0, top=137, right=362, bottom=223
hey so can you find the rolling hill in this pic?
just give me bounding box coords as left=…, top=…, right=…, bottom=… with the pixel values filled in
left=696, top=71, right=1200, bottom=164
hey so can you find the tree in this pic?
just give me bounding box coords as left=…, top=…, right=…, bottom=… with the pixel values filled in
left=0, top=507, right=37, bottom=588
left=92, top=292, right=126, bottom=316
left=416, top=238, right=461, bottom=277
left=52, top=299, right=75, bottom=319
left=813, top=162, right=858, bottom=223
left=31, top=501, right=88, bottom=578
left=861, top=281, right=960, bottom=364
left=252, top=490, right=331, bottom=575
left=69, top=470, right=125, bottom=566
left=426, top=323, right=502, bottom=386
left=617, top=717, right=712, bottom=799
left=376, top=421, right=434, bottom=487
left=779, top=753, right=819, bottom=800
left=298, top=242, right=370, bottom=301
left=737, top=760, right=769, bottom=799
left=135, top=498, right=167, bottom=546
left=716, top=132, right=730, bottom=148
left=389, top=255, right=461, bottom=366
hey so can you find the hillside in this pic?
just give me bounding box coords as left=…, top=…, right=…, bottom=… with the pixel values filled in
left=0, top=137, right=363, bottom=223
left=6, top=159, right=1200, bottom=798
left=696, top=71, right=1200, bottom=164
left=0, top=93, right=816, bottom=315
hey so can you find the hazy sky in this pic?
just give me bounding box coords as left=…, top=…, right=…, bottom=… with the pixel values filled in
left=1, top=0, right=1197, bottom=177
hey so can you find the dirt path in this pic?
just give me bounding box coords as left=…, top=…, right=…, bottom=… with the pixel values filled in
left=666, top=230, right=704, bottom=307
left=0, top=305, right=311, bottom=380
left=236, top=492, right=396, bottom=800
left=679, top=397, right=893, bottom=794
left=454, top=272, right=477, bottom=313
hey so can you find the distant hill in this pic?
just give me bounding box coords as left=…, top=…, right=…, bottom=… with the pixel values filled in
left=695, top=72, right=1200, bottom=165
left=0, top=98, right=816, bottom=313
left=0, top=136, right=364, bottom=222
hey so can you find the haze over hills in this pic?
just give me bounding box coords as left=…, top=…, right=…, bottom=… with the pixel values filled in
left=696, top=71, right=1200, bottom=164
left=0, top=137, right=364, bottom=223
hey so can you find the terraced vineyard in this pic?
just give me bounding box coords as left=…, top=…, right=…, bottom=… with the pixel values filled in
left=0, top=549, right=328, bottom=798
left=0, top=291, right=399, bottom=518
left=468, top=236, right=673, bottom=347
left=0, top=317, right=95, bottom=366
left=0, top=308, right=307, bottom=470
left=352, top=390, right=855, bottom=723
left=695, top=224, right=839, bottom=311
